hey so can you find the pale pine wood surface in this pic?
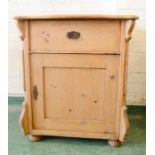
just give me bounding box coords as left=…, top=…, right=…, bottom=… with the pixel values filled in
left=30, top=54, right=119, bottom=134
left=16, top=15, right=138, bottom=146
left=29, top=20, right=121, bottom=53
left=15, top=14, right=139, bottom=20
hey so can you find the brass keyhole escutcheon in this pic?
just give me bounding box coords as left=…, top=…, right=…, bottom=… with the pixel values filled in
left=67, top=31, right=80, bottom=39
left=33, top=86, right=38, bottom=100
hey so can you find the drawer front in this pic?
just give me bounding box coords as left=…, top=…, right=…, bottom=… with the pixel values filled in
left=30, top=54, right=120, bottom=133
left=29, top=20, right=121, bottom=53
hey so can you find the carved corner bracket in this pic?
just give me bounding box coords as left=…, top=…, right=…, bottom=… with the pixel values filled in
left=119, top=105, right=130, bottom=142
left=16, top=20, right=25, bottom=41
left=125, top=20, right=136, bottom=42
left=19, top=101, right=30, bottom=135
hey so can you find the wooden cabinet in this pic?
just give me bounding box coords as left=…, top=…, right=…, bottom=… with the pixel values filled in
left=15, top=15, right=138, bottom=147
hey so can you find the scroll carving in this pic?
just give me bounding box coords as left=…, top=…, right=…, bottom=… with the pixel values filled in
left=19, top=101, right=30, bottom=135
left=17, top=21, right=25, bottom=41
left=125, top=20, right=136, bottom=42
left=119, top=105, right=130, bottom=142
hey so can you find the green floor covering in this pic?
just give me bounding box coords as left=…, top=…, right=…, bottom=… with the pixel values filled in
left=8, top=97, right=146, bottom=155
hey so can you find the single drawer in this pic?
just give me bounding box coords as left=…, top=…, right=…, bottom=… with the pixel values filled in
left=29, top=20, right=121, bottom=53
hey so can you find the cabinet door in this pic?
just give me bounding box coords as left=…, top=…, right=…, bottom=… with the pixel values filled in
left=30, top=54, right=119, bottom=134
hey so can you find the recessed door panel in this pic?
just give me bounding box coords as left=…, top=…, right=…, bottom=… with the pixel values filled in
left=44, top=67, right=106, bottom=121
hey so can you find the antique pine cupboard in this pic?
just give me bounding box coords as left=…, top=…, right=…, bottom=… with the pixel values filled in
left=15, top=15, right=138, bottom=147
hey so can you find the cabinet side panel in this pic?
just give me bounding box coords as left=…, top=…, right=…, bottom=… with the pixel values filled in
left=116, top=20, right=136, bottom=141
left=23, top=21, right=33, bottom=132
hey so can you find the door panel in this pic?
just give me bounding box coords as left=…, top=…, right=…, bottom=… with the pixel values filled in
left=44, top=67, right=106, bottom=120
left=30, top=54, right=119, bottom=133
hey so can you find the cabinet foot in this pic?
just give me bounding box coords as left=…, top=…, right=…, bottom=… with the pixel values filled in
left=108, top=140, right=121, bottom=147
left=29, top=135, right=42, bottom=142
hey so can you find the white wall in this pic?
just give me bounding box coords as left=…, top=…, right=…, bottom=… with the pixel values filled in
left=8, top=0, right=146, bottom=105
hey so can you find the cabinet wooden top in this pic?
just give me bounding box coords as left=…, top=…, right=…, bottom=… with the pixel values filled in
left=15, top=14, right=139, bottom=20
